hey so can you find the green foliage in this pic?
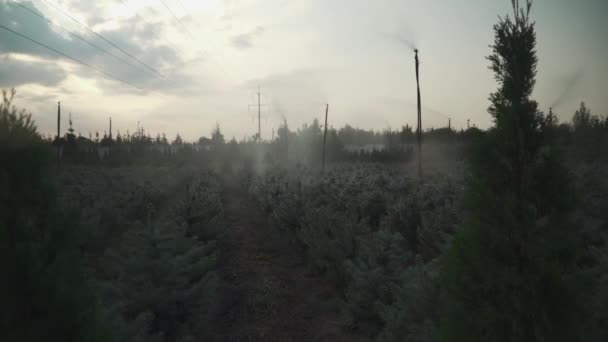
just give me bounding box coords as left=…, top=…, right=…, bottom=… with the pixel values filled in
left=298, top=207, right=368, bottom=282
left=574, top=165, right=608, bottom=341
left=385, top=182, right=460, bottom=261
left=271, top=188, right=305, bottom=233
left=101, top=221, right=218, bottom=342
left=572, top=102, right=595, bottom=130
left=588, top=246, right=608, bottom=341
left=211, top=124, right=225, bottom=148
left=377, top=260, right=440, bottom=342
left=0, top=89, right=107, bottom=341
left=569, top=102, right=608, bottom=161
left=0, top=88, right=38, bottom=144
left=249, top=165, right=463, bottom=338
left=344, top=229, right=410, bottom=322
left=440, top=2, right=585, bottom=340
left=360, top=190, right=388, bottom=227
left=179, top=174, right=224, bottom=241
left=99, top=173, right=223, bottom=341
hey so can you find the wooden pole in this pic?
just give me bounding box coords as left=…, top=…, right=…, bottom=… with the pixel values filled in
left=322, top=103, right=329, bottom=172
left=284, top=118, right=289, bottom=162
left=57, top=101, right=61, bottom=165
left=109, top=117, right=112, bottom=157
left=257, top=85, right=261, bottom=143
left=414, top=49, right=422, bottom=180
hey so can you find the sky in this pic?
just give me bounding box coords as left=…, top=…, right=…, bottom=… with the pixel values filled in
left=0, top=0, right=606, bottom=141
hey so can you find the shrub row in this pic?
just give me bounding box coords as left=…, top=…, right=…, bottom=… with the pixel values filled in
left=248, top=165, right=462, bottom=340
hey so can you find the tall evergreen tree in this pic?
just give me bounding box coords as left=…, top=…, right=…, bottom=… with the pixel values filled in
left=0, top=89, right=106, bottom=341
left=441, top=1, right=584, bottom=341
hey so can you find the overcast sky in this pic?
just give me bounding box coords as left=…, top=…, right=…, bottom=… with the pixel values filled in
left=1, top=0, right=606, bottom=141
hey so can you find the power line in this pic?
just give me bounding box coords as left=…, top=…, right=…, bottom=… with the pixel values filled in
left=0, top=23, right=144, bottom=91
left=116, top=0, right=182, bottom=53
left=10, top=0, right=171, bottom=84
left=157, top=0, right=238, bottom=84
left=175, top=0, right=188, bottom=12
left=41, top=0, right=168, bottom=79
left=158, top=0, right=195, bottom=40
left=114, top=0, right=217, bottom=90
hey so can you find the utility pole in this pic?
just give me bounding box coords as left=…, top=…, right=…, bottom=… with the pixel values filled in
left=257, top=85, right=261, bottom=143
left=322, top=103, right=329, bottom=172
left=109, top=117, right=113, bottom=157
left=414, top=49, right=422, bottom=180
left=284, top=118, right=289, bottom=162
left=56, top=101, right=61, bottom=165
left=467, top=119, right=470, bottom=129
left=448, top=117, right=451, bottom=131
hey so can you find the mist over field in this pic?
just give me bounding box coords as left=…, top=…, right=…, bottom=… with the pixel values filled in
left=1, top=0, right=608, bottom=341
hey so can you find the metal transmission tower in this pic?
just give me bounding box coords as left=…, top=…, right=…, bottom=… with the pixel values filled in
left=414, top=49, right=423, bottom=180
left=248, top=85, right=267, bottom=143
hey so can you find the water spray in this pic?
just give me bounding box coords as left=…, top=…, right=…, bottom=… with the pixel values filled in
left=549, top=68, right=583, bottom=114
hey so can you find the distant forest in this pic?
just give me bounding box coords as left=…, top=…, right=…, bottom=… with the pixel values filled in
left=46, top=101, right=607, bottom=166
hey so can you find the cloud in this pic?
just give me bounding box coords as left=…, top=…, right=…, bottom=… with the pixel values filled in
left=231, top=26, right=265, bottom=49
left=0, top=54, right=67, bottom=87
left=61, top=0, right=110, bottom=26
left=0, top=1, right=80, bottom=62
left=0, top=1, right=189, bottom=94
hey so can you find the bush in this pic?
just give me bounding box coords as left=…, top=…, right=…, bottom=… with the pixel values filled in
left=298, top=207, right=367, bottom=283
left=271, top=188, right=305, bottom=232
left=179, top=174, right=224, bottom=241
left=97, top=172, right=224, bottom=341
left=344, top=229, right=410, bottom=323
left=248, top=165, right=465, bottom=339
left=101, top=221, right=218, bottom=341
left=377, top=260, right=440, bottom=342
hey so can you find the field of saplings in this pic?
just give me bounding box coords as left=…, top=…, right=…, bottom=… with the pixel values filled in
left=55, top=166, right=225, bottom=341
left=41, top=159, right=608, bottom=341
left=245, top=164, right=462, bottom=339
left=243, top=161, right=608, bottom=340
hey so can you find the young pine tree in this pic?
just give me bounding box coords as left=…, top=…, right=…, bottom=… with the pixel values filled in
left=441, top=1, right=585, bottom=341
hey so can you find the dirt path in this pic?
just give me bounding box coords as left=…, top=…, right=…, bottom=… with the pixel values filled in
left=212, top=181, right=370, bottom=342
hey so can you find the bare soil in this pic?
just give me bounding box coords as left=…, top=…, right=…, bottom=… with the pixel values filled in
left=211, top=180, right=371, bottom=342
